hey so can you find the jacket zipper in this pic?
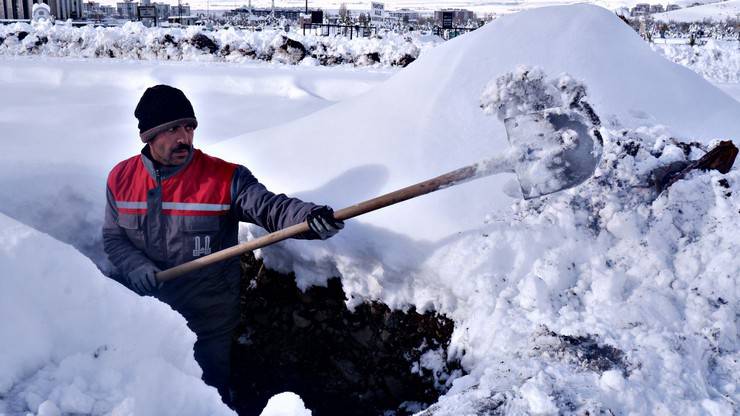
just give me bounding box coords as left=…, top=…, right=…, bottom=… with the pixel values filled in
left=155, top=168, right=167, bottom=262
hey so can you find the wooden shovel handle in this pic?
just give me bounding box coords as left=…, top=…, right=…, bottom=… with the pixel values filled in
left=156, top=163, right=480, bottom=282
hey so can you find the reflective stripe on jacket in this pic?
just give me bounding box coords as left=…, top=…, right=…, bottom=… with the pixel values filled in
left=103, top=147, right=319, bottom=337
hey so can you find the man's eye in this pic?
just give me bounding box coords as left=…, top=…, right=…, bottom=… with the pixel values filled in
left=185, top=126, right=194, bottom=132
left=167, top=127, right=178, bottom=133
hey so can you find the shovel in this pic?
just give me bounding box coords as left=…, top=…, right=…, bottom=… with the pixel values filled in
left=156, top=108, right=600, bottom=282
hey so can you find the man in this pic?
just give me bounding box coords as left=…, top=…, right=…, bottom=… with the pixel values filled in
left=103, top=84, right=343, bottom=403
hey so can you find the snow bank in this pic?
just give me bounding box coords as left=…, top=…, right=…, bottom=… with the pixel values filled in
left=411, top=70, right=739, bottom=414
left=653, top=39, right=740, bottom=83
left=0, top=21, right=438, bottom=67
left=0, top=213, right=235, bottom=415
left=208, top=5, right=739, bottom=414
left=1, top=3, right=739, bottom=415
left=211, top=3, right=740, bottom=242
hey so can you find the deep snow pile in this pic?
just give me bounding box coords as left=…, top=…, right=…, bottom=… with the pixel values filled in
left=0, top=213, right=235, bottom=416
left=652, top=39, right=740, bottom=83
left=1, top=3, right=739, bottom=415
left=251, top=68, right=740, bottom=415
left=414, top=68, right=738, bottom=415
left=211, top=4, right=740, bottom=242
left=207, top=5, right=740, bottom=414
left=0, top=20, right=436, bottom=67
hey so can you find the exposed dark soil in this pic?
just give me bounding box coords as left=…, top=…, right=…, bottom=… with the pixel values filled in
left=231, top=252, right=464, bottom=416
left=532, top=326, right=632, bottom=376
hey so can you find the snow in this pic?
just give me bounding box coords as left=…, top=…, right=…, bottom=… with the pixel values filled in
left=654, top=0, right=740, bottom=22
left=0, top=213, right=235, bottom=415
left=211, top=3, right=740, bottom=241
left=221, top=5, right=740, bottom=414
left=0, top=56, right=391, bottom=272
left=90, top=0, right=730, bottom=16
left=258, top=392, right=312, bottom=416
left=0, top=21, right=438, bottom=68
left=715, top=81, right=740, bottom=101
left=0, top=57, right=387, bottom=415
left=653, top=39, right=740, bottom=84
left=1, top=3, right=739, bottom=415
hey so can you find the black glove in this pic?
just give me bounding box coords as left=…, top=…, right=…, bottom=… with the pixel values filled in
left=306, top=206, right=344, bottom=240
left=127, top=263, right=161, bottom=295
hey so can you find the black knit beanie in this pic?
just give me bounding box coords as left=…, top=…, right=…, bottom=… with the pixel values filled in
left=134, top=85, right=198, bottom=142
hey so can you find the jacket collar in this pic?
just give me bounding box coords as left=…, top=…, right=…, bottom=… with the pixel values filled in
left=140, top=144, right=195, bottom=180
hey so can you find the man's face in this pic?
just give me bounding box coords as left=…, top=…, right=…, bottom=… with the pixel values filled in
left=149, top=123, right=195, bottom=166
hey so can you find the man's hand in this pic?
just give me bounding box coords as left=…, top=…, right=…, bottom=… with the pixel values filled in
left=127, top=263, right=161, bottom=295
left=307, top=206, right=344, bottom=240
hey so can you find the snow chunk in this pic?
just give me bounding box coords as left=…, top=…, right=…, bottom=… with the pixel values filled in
left=259, top=392, right=312, bottom=416
left=0, top=213, right=234, bottom=415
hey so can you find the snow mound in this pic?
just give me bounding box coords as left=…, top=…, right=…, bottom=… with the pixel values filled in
left=0, top=21, right=437, bottom=67
left=413, top=69, right=738, bottom=415
left=0, top=213, right=234, bottom=416
left=208, top=5, right=739, bottom=414
left=211, top=3, right=740, bottom=242
left=273, top=67, right=738, bottom=416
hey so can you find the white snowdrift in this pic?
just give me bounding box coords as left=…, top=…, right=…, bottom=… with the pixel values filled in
left=0, top=3, right=738, bottom=415
left=0, top=213, right=235, bottom=415
left=210, top=3, right=740, bottom=242
left=653, top=39, right=740, bottom=83
left=207, top=4, right=739, bottom=414
left=410, top=90, right=740, bottom=414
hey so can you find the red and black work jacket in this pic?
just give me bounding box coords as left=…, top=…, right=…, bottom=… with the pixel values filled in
left=103, top=146, right=318, bottom=337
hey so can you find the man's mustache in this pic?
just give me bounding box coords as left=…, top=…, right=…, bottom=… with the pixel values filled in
left=172, top=144, right=191, bottom=152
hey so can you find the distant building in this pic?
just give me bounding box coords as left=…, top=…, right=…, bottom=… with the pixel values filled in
left=167, top=14, right=195, bottom=25
left=434, top=9, right=476, bottom=26
left=1, top=0, right=81, bottom=20
left=154, top=2, right=169, bottom=20
left=630, top=3, right=650, bottom=16
left=83, top=1, right=107, bottom=19
left=117, top=0, right=136, bottom=19
left=666, top=4, right=681, bottom=11
left=59, top=0, right=83, bottom=19
left=387, top=8, right=419, bottom=24
left=649, top=4, right=664, bottom=13
left=225, top=7, right=302, bottom=21
left=1, top=0, right=33, bottom=19
left=170, top=3, right=190, bottom=18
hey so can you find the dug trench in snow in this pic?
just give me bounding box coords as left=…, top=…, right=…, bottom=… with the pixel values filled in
left=231, top=252, right=464, bottom=416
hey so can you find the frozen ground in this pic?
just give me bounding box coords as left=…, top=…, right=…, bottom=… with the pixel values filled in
left=1, top=3, right=739, bottom=416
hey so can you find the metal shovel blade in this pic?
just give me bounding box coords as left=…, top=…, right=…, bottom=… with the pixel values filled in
left=504, top=108, right=600, bottom=199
